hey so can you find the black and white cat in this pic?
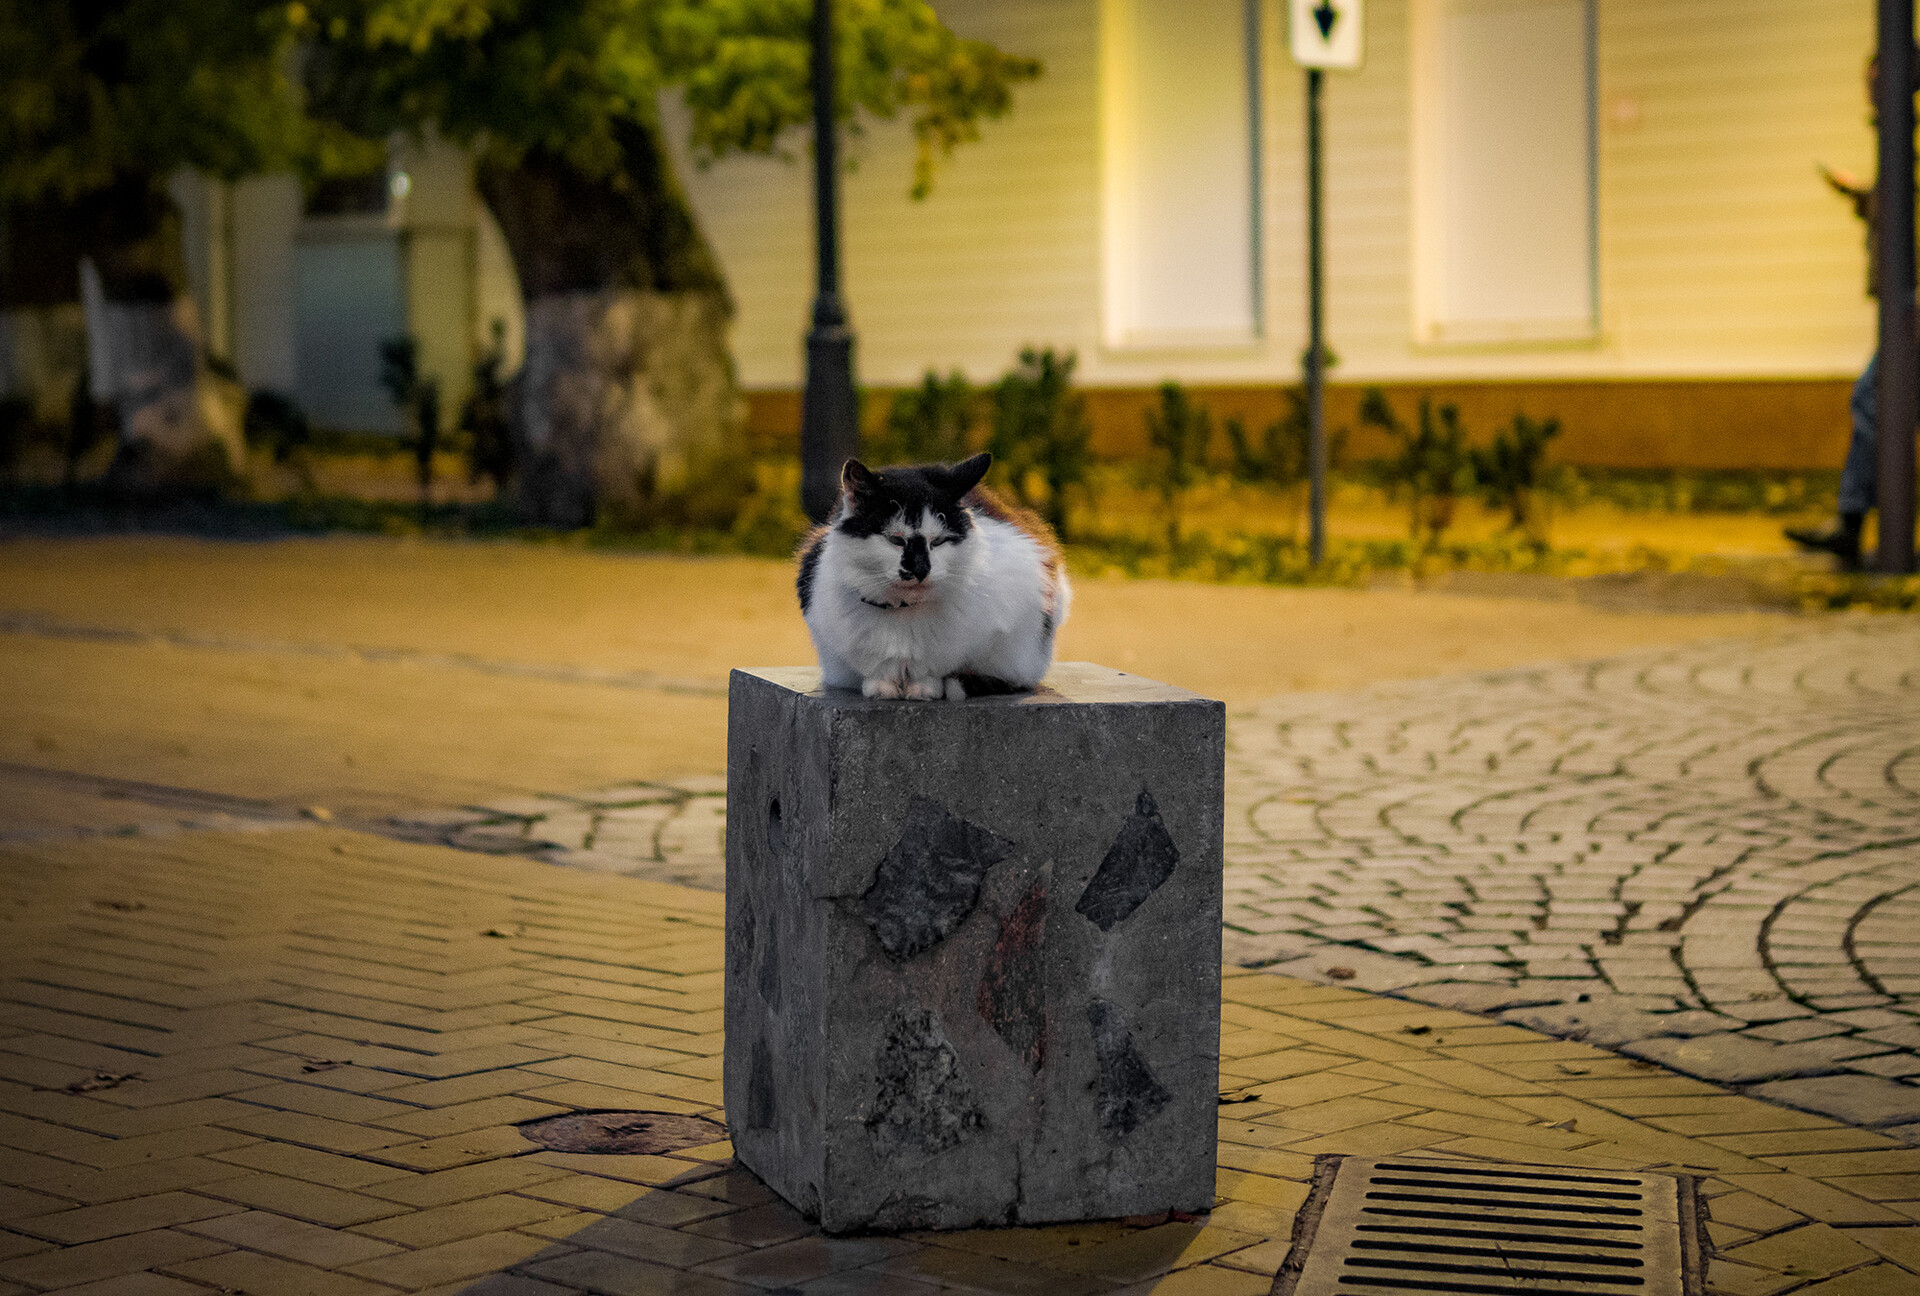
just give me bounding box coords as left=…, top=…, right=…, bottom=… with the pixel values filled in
left=796, top=452, right=1070, bottom=700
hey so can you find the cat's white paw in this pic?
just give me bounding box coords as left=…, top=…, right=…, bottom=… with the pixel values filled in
left=862, top=677, right=904, bottom=699
left=903, top=678, right=945, bottom=701
left=944, top=677, right=967, bottom=702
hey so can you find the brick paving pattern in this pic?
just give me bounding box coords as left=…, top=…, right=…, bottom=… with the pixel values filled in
left=1222, top=617, right=1920, bottom=1131
left=8, top=823, right=1920, bottom=1294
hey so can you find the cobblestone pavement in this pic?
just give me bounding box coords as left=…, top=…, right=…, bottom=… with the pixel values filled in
left=412, top=620, right=1920, bottom=1134
left=1221, top=617, right=1920, bottom=1132
left=12, top=826, right=1920, bottom=1295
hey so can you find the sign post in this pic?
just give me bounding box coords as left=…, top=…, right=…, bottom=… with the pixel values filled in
left=1290, top=0, right=1362, bottom=567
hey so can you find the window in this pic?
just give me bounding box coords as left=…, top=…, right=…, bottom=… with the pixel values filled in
left=1411, top=0, right=1597, bottom=345
left=1101, top=0, right=1262, bottom=348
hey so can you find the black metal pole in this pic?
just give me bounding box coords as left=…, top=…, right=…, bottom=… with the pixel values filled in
left=800, top=0, right=859, bottom=523
left=1306, top=67, right=1327, bottom=567
left=1878, top=1, right=1919, bottom=574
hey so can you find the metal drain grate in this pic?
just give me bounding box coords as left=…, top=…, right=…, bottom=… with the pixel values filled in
left=1276, top=1156, right=1700, bottom=1296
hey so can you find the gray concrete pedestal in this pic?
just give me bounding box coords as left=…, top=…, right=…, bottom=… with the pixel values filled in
left=723, top=663, right=1225, bottom=1233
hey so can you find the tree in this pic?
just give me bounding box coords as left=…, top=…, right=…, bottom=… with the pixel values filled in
left=987, top=347, right=1091, bottom=540
left=304, top=0, right=1041, bottom=528
left=0, top=0, right=318, bottom=494
left=1143, top=382, right=1212, bottom=549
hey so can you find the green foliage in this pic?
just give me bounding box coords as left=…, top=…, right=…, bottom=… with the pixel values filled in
left=870, top=369, right=976, bottom=465
left=0, top=0, right=353, bottom=206
left=1142, top=382, right=1212, bottom=548
left=243, top=391, right=313, bottom=465
left=987, top=346, right=1091, bottom=539
left=1472, top=412, right=1560, bottom=539
left=379, top=335, right=441, bottom=509
left=460, top=319, right=514, bottom=491
left=1361, top=388, right=1475, bottom=549
left=301, top=0, right=1040, bottom=201
left=1223, top=397, right=1307, bottom=491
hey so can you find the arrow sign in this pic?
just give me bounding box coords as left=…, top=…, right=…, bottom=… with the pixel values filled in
left=1292, top=0, right=1364, bottom=70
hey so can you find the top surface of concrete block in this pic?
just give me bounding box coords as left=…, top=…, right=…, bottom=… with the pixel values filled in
left=734, top=662, right=1212, bottom=709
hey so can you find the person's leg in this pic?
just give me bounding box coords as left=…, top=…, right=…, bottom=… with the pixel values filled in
left=1839, top=352, right=1880, bottom=516
left=1787, top=352, right=1872, bottom=566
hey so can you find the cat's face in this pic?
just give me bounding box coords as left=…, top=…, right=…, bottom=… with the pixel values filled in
left=834, top=454, right=993, bottom=607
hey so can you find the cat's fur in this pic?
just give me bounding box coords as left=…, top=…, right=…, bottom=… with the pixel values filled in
left=796, top=453, right=1070, bottom=700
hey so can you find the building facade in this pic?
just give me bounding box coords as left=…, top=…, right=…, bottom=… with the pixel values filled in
left=680, top=0, right=1877, bottom=467
left=139, top=0, right=1874, bottom=467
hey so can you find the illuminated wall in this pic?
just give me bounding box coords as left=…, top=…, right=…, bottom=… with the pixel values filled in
left=673, top=0, right=1876, bottom=391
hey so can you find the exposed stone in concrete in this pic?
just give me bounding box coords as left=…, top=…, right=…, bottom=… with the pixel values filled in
left=1075, top=790, right=1179, bottom=931
left=860, top=799, right=1013, bottom=959
left=866, top=1009, right=984, bottom=1155
left=724, top=663, right=1224, bottom=1231
left=1088, top=1000, right=1171, bottom=1137
left=977, top=880, right=1048, bottom=1071
left=1751, top=1075, right=1920, bottom=1128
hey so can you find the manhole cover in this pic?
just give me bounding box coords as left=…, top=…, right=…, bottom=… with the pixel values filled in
left=519, top=1110, right=726, bottom=1155
left=1276, top=1156, right=1701, bottom=1296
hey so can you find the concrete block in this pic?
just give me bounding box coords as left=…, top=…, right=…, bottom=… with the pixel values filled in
left=724, top=663, right=1225, bottom=1233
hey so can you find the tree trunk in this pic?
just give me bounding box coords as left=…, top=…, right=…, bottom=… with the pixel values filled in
left=478, top=119, right=746, bottom=529
left=0, top=198, right=88, bottom=430
left=76, top=176, right=242, bottom=497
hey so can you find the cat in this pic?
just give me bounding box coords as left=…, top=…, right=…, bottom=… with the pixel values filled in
left=796, top=452, right=1071, bottom=700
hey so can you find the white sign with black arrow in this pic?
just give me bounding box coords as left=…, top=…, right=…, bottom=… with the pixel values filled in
left=1291, top=0, right=1364, bottom=70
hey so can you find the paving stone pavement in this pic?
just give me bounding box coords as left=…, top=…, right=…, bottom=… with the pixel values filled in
left=12, top=824, right=1920, bottom=1294
left=1220, top=616, right=1920, bottom=1133
left=423, top=619, right=1920, bottom=1132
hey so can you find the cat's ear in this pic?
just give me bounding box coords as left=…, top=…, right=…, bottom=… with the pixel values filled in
left=841, top=459, right=878, bottom=498
left=945, top=452, right=992, bottom=498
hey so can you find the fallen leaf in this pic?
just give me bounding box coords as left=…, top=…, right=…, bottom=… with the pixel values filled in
left=1325, top=967, right=1356, bottom=981
left=66, top=1071, right=139, bottom=1093
left=301, top=805, right=334, bottom=822
left=1402, top=1025, right=1432, bottom=1036
left=1218, top=1091, right=1259, bottom=1105
left=90, top=899, right=144, bottom=912
left=1548, top=1118, right=1577, bottom=1131
left=301, top=1058, right=345, bottom=1073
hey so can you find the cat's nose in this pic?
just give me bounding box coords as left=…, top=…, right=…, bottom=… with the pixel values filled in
left=900, top=536, right=931, bottom=582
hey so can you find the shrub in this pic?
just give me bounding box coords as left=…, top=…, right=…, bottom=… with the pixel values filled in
left=871, top=369, right=977, bottom=466
left=1361, top=388, right=1475, bottom=548
left=1142, top=382, right=1213, bottom=549
left=460, top=320, right=514, bottom=492
left=988, top=347, right=1093, bottom=540
left=1472, top=412, right=1560, bottom=544
left=379, top=335, right=442, bottom=514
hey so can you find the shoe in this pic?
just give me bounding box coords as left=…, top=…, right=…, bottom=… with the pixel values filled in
left=1785, top=513, right=1865, bottom=569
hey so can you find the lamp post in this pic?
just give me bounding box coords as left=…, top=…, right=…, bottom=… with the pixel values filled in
left=800, top=0, right=860, bottom=523
left=1876, top=0, right=1918, bottom=574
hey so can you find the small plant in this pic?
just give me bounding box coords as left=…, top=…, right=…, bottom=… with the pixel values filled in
left=460, top=319, right=514, bottom=492
left=243, top=390, right=314, bottom=489
left=1143, top=382, right=1213, bottom=549
left=872, top=369, right=977, bottom=465
left=1472, top=412, right=1560, bottom=545
left=988, top=347, right=1093, bottom=540
left=64, top=371, right=111, bottom=492
left=1222, top=387, right=1349, bottom=542
left=1361, top=388, right=1475, bottom=549
left=379, top=335, right=442, bottom=516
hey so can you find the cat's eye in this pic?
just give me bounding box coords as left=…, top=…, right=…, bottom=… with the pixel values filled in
left=930, top=536, right=953, bottom=546
left=885, top=535, right=905, bottom=547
